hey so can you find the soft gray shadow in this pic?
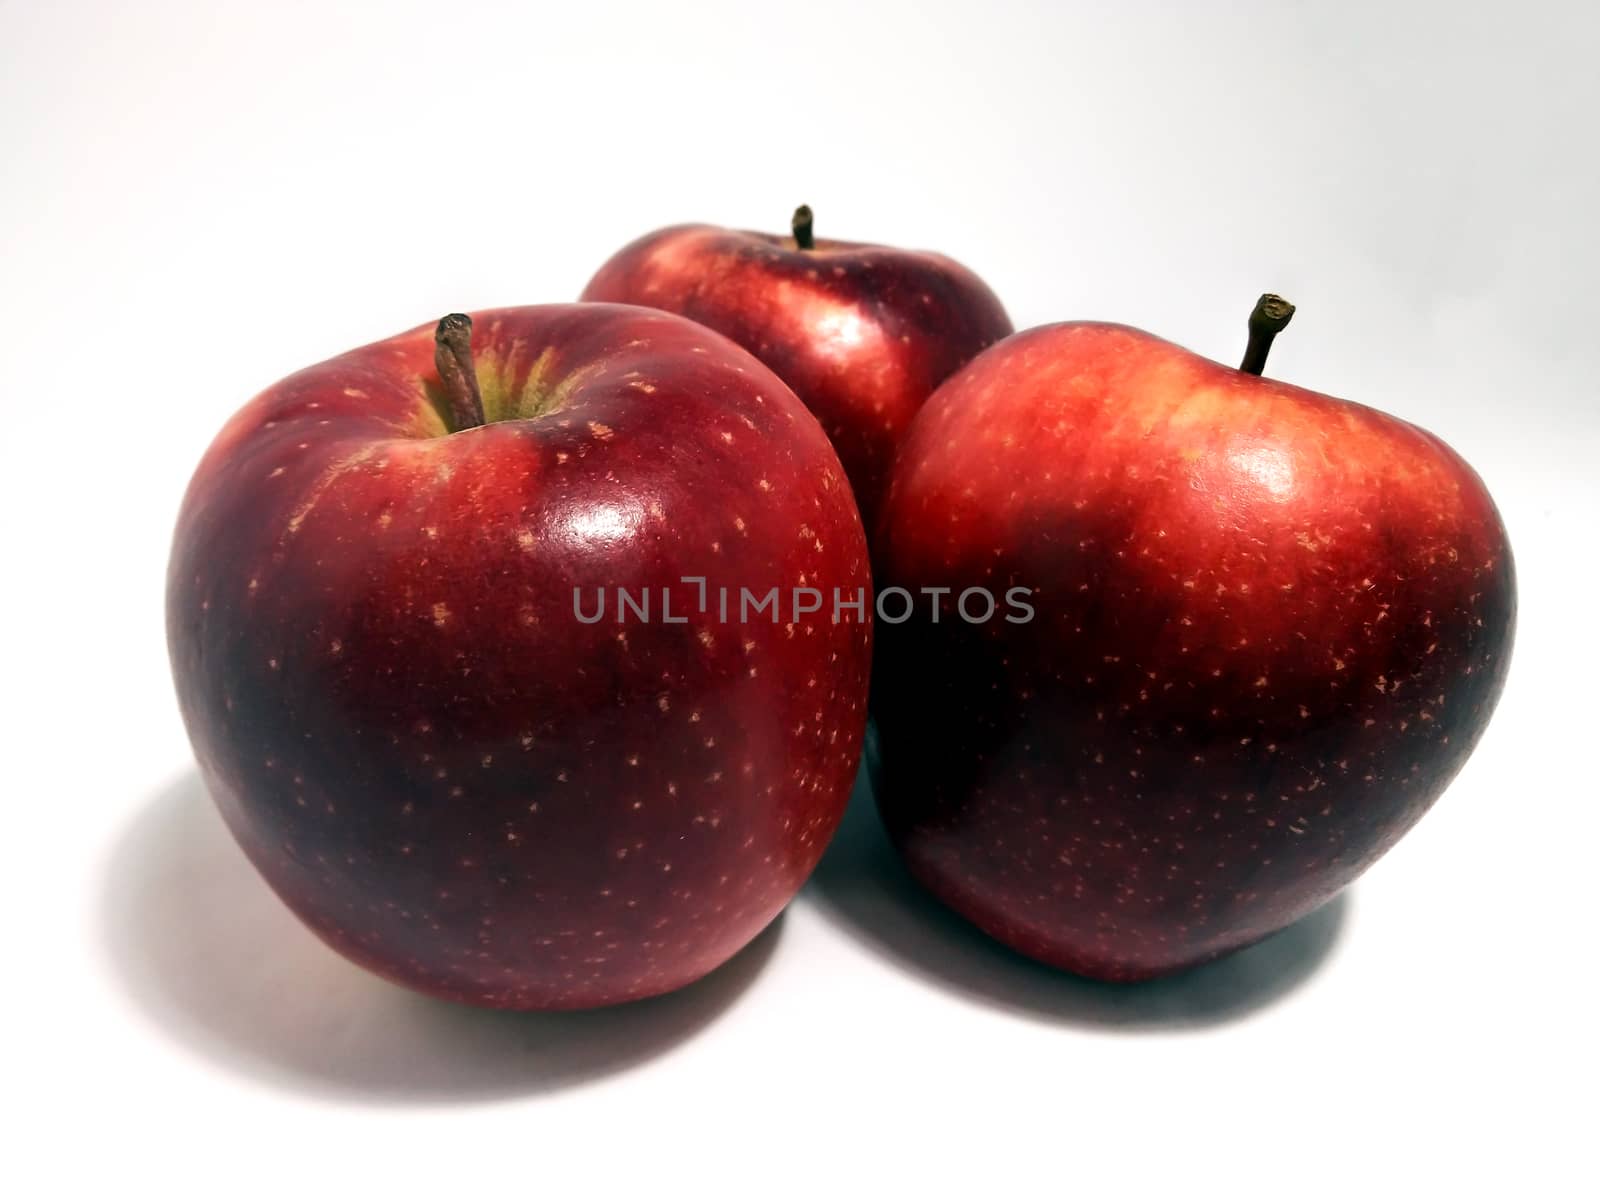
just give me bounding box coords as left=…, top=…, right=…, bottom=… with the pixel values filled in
left=101, top=771, right=781, bottom=1104
left=806, top=749, right=1349, bottom=1031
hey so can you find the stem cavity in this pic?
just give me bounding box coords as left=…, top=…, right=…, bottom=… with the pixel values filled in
left=1239, top=293, right=1295, bottom=376
left=434, top=312, right=485, bottom=431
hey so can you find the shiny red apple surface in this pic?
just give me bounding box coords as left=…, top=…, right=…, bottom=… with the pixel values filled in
left=872, top=309, right=1515, bottom=980
left=581, top=207, right=1013, bottom=527
left=167, top=303, right=872, bottom=1009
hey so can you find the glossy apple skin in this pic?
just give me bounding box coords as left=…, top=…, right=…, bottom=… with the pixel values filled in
left=167, top=304, right=872, bottom=1009
left=873, top=322, right=1515, bottom=980
left=581, top=223, right=1013, bottom=528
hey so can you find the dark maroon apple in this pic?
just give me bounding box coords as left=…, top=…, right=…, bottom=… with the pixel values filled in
left=872, top=297, right=1515, bottom=980
left=167, top=303, right=872, bottom=1009
left=581, top=206, right=1013, bottom=528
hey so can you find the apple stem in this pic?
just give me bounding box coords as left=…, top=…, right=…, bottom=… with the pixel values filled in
left=792, top=204, right=815, bottom=250
left=1239, top=294, right=1295, bottom=376
left=434, top=313, right=485, bottom=431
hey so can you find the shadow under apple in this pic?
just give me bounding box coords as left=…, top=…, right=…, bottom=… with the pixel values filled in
left=805, top=748, right=1349, bottom=1030
left=100, top=771, right=782, bottom=1104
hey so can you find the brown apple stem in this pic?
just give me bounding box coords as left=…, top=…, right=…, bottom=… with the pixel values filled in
left=1239, top=294, right=1296, bottom=376
left=434, top=313, right=485, bottom=431
left=792, top=204, right=815, bottom=250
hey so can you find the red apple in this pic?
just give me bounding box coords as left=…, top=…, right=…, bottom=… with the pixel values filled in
left=871, top=297, right=1515, bottom=980
left=581, top=206, right=1013, bottom=528
left=167, top=303, right=873, bottom=1009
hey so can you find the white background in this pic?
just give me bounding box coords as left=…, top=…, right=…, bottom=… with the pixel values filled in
left=5, top=1, right=1596, bottom=1195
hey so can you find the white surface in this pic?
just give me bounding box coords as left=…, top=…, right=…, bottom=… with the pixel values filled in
left=5, top=1, right=1596, bottom=1195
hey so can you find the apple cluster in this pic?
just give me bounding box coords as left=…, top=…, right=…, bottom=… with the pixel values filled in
left=168, top=206, right=1515, bottom=1008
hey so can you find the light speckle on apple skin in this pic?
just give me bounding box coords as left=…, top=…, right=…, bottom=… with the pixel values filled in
left=581, top=223, right=1013, bottom=531
left=168, top=304, right=872, bottom=1010
left=872, top=321, right=1517, bottom=982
